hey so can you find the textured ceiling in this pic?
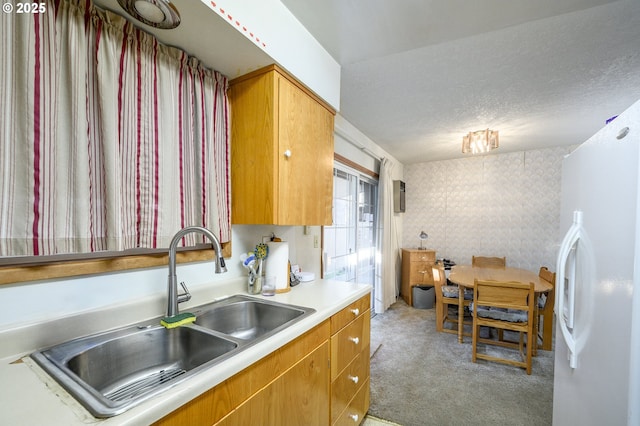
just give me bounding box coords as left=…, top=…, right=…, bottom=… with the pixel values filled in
left=282, top=0, right=640, bottom=163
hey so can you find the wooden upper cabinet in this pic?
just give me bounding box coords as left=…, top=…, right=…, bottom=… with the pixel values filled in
left=229, top=65, right=335, bottom=225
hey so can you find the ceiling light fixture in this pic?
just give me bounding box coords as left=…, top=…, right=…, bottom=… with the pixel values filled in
left=117, top=0, right=181, bottom=29
left=462, top=129, right=499, bottom=154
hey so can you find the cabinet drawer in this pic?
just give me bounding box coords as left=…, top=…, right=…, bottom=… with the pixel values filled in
left=331, top=312, right=370, bottom=380
left=331, top=295, right=370, bottom=334
left=408, top=261, right=433, bottom=284
left=333, top=378, right=370, bottom=426
left=331, top=349, right=370, bottom=424
left=408, top=250, right=435, bottom=263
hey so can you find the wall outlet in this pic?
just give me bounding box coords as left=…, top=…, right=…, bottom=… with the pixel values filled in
left=313, top=235, right=319, bottom=248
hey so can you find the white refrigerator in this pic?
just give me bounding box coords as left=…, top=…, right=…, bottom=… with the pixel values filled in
left=554, top=98, right=640, bottom=425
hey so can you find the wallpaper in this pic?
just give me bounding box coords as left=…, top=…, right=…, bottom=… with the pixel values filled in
left=403, top=146, right=577, bottom=272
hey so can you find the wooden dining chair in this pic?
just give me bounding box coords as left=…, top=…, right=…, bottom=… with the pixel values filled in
left=433, top=263, right=472, bottom=336
left=537, top=266, right=556, bottom=350
left=471, top=279, right=535, bottom=375
left=472, top=256, right=506, bottom=268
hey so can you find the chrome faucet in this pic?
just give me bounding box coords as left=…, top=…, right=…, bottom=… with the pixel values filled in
left=167, top=226, right=227, bottom=317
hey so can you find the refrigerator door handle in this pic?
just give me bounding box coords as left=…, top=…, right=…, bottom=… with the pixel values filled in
left=556, top=210, right=583, bottom=368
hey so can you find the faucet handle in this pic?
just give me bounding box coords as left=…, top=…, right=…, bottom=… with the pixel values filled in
left=177, top=281, right=192, bottom=304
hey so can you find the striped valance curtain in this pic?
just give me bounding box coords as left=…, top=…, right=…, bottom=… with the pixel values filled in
left=0, top=0, right=230, bottom=256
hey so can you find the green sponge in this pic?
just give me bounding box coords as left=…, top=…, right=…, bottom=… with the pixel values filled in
left=161, top=312, right=196, bottom=329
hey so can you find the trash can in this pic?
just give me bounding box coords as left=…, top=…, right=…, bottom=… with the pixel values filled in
left=412, top=285, right=435, bottom=309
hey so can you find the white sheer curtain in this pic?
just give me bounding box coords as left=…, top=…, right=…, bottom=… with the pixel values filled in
left=375, top=158, right=401, bottom=313
left=0, top=0, right=230, bottom=256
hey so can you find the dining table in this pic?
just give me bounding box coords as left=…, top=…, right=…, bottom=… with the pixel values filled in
left=448, top=265, right=554, bottom=346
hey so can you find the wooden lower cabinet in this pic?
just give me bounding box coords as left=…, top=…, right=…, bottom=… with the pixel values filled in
left=330, top=350, right=369, bottom=424
left=153, top=321, right=330, bottom=426
left=216, top=342, right=330, bottom=426
left=334, top=378, right=370, bottom=426
left=330, top=295, right=371, bottom=425
left=330, top=313, right=370, bottom=379
left=153, top=294, right=372, bottom=426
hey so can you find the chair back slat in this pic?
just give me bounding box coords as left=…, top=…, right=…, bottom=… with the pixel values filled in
left=537, top=266, right=557, bottom=351
left=538, top=266, right=556, bottom=284
left=472, top=256, right=506, bottom=268
left=432, top=264, right=447, bottom=287
left=475, top=280, right=533, bottom=311
left=432, top=263, right=470, bottom=334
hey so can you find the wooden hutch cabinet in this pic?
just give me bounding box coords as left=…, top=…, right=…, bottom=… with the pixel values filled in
left=401, top=249, right=436, bottom=307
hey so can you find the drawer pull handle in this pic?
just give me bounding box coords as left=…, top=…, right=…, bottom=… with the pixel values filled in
left=350, top=308, right=360, bottom=316
left=348, top=375, right=359, bottom=384
left=349, top=414, right=359, bottom=422
left=284, top=149, right=292, bottom=158
left=348, top=336, right=360, bottom=345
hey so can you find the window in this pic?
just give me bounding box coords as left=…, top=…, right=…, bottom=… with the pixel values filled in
left=323, top=164, right=378, bottom=312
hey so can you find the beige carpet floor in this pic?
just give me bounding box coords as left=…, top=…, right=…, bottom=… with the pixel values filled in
left=367, top=299, right=554, bottom=426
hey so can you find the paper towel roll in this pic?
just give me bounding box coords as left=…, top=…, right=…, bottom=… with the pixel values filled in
left=265, top=241, right=289, bottom=293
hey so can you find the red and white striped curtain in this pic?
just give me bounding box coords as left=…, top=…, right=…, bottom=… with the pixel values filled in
left=0, top=0, right=230, bottom=256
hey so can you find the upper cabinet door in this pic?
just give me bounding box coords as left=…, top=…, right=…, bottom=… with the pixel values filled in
left=276, top=74, right=334, bottom=225
left=230, top=65, right=334, bottom=225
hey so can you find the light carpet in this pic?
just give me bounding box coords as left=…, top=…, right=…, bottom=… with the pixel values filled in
left=367, top=299, right=554, bottom=426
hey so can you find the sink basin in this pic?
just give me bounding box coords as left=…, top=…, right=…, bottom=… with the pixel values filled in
left=31, top=325, right=238, bottom=417
left=193, top=295, right=312, bottom=341
left=30, top=294, right=315, bottom=418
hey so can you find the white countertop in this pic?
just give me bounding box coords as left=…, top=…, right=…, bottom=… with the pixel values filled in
left=0, top=278, right=370, bottom=425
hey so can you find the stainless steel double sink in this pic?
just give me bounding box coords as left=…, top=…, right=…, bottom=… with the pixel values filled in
left=30, top=295, right=315, bottom=418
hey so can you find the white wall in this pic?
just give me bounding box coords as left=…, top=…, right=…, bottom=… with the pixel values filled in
left=403, top=146, right=576, bottom=271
